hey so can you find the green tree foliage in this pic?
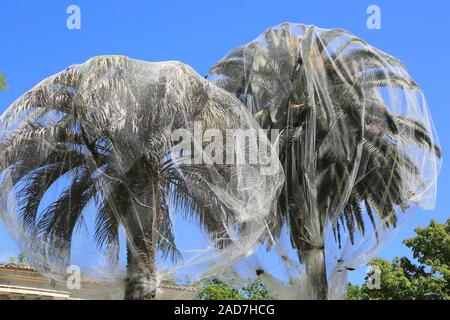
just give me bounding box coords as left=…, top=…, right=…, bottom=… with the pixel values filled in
left=195, top=278, right=277, bottom=300
left=347, top=219, right=450, bottom=300
left=0, top=73, right=6, bottom=90
left=7, top=252, right=29, bottom=267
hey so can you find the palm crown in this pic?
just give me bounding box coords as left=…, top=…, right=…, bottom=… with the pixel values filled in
left=0, top=56, right=282, bottom=299
left=208, top=23, right=442, bottom=299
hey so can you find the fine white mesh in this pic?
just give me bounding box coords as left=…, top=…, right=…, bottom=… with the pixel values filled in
left=0, top=22, right=441, bottom=299
left=207, top=22, right=441, bottom=299
left=0, top=56, right=283, bottom=299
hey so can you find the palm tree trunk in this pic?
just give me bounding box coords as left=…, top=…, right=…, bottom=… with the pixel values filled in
left=301, top=246, right=328, bottom=300
left=123, top=183, right=157, bottom=300
left=125, top=239, right=156, bottom=300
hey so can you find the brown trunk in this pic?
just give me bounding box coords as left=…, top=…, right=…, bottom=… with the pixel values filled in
left=302, top=247, right=328, bottom=300
left=125, top=240, right=156, bottom=300
left=123, top=182, right=157, bottom=300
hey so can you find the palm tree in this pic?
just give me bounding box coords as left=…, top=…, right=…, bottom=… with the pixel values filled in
left=0, top=56, right=262, bottom=299
left=208, top=23, right=442, bottom=299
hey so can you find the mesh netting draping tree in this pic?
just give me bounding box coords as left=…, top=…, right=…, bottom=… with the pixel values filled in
left=0, top=57, right=283, bottom=299
left=207, top=23, right=441, bottom=299
left=0, top=23, right=442, bottom=300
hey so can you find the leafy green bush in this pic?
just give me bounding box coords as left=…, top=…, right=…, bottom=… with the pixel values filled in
left=347, top=219, right=450, bottom=300
left=195, top=278, right=277, bottom=300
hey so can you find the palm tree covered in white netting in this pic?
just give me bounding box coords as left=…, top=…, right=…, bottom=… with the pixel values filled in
left=208, top=23, right=441, bottom=299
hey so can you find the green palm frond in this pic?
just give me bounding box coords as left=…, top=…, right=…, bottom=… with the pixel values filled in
left=35, top=168, right=94, bottom=264
left=155, top=189, right=181, bottom=262
left=94, top=195, right=121, bottom=264
left=164, top=161, right=234, bottom=249
left=208, top=24, right=441, bottom=253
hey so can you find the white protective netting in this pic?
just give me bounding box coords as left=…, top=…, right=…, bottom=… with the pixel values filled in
left=207, top=23, right=441, bottom=299
left=0, top=56, right=284, bottom=299
left=0, top=22, right=442, bottom=300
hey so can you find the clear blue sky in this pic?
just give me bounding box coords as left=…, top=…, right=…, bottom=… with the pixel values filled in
left=0, top=0, right=449, bottom=284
